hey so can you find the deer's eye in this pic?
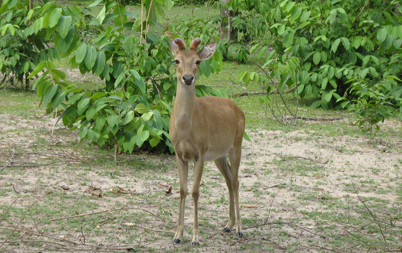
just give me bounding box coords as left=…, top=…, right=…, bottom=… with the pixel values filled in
left=175, top=60, right=180, bottom=65
left=195, top=60, right=201, bottom=65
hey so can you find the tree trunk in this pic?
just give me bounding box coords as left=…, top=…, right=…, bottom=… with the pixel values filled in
left=220, top=0, right=237, bottom=41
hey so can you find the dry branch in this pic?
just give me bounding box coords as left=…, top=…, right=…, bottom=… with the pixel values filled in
left=280, top=155, right=329, bottom=164
left=281, top=116, right=344, bottom=122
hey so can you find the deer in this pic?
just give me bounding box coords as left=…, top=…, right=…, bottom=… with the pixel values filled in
left=169, top=37, right=245, bottom=246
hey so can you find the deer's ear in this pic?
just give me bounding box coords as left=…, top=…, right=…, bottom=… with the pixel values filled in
left=199, top=42, right=216, bottom=61
left=170, top=39, right=179, bottom=55
left=170, top=38, right=186, bottom=55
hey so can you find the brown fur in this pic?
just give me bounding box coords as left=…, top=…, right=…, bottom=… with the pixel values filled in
left=169, top=38, right=245, bottom=245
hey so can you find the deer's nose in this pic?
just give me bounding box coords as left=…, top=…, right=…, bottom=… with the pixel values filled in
left=182, top=75, right=194, bottom=85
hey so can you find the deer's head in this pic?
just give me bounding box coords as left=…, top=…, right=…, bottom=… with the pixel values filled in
left=170, top=38, right=216, bottom=86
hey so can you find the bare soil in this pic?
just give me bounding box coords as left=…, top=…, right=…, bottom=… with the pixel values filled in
left=1, top=103, right=402, bottom=252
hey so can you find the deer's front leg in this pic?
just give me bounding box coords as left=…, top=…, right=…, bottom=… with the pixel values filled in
left=191, top=157, right=205, bottom=246
left=173, top=155, right=189, bottom=244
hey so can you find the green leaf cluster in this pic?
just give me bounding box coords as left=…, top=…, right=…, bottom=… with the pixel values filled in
left=2, top=0, right=223, bottom=154
left=234, top=0, right=402, bottom=129
left=0, top=0, right=63, bottom=87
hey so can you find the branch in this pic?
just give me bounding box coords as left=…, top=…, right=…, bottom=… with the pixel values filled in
left=281, top=116, right=344, bottom=122
left=0, top=200, right=38, bottom=249
left=0, top=147, right=15, bottom=171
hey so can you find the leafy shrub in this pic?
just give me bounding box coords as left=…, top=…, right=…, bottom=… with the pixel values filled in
left=0, top=0, right=223, bottom=155
left=0, top=0, right=62, bottom=88
left=234, top=0, right=402, bottom=128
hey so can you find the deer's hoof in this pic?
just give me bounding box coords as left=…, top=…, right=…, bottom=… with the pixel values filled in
left=223, top=228, right=231, bottom=233
left=192, top=241, right=200, bottom=246
left=173, top=238, right=181, bottom=244
left=237, top=232, right=244, bottom=238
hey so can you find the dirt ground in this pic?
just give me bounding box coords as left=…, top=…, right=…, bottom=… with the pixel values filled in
left=1, top=98, right=402, bottom=252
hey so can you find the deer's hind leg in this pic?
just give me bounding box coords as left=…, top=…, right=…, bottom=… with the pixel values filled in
left=228, top=145, right=243, bottom=237
left=214, top=156, right=236, bottom=232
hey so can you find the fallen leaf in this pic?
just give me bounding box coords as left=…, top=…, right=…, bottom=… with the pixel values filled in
left=242, top=204, right=258, bottom=208
left=60, top=185, right=70, bottom=190
left=160, top=182, right=169, bottom=187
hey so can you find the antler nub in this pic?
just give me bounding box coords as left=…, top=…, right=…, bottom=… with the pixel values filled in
left=190, top=38, right=201, bottom=50
left=174, top=38, right=186, bottom=50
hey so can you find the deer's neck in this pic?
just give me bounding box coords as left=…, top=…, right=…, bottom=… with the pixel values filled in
left=173, top=82, right=196, bottom=129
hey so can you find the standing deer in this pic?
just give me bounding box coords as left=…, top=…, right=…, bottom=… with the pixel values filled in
left=169, top=37, right=245, bottom=245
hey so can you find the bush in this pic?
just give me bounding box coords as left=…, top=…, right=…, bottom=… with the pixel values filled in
left=1, top=0, right=223, bottom=155
left=233, top=0, right=402, bottom=128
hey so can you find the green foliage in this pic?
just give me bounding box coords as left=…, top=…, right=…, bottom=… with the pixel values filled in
left=7, top=0, right=223, bottom=155
left=234, top=0, right=402, bottom=130
left=0, top=0, right=61, bottom=87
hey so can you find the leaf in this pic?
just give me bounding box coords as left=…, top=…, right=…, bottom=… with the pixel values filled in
left=277, top=24, right=285, bottom=35
left=51, top=91, right=66, bottom=108
left=58, top=15, right=72, bottom=39
left=313, top=52, right=321, bottom=65
left=324, top=92, right=332, bottom=102
left=149, top=137, right=160, bottom=147
left=135, top=103, right=149, bottom=114
left=75, top=43, right=87, bottom=64
left=341, top=37, right=350, bottom=50
left=331, top=38, right=340, bottom=53
left=377, top=28, right=387, bottom=43
left=322, top=77, right=328, bottom=89
left=297, top=84, right=305, bottom=94
left=360, top=68, right=369, bottom=79
left=123, top=110, right=134, bottom=125
left=107, top=114, right=118, bottom=127
left=141, top=111, right=154, bottom=121
left=311, top=100, right=321, bottom=108
left=199, top=60, right=211, bottom=77
left=49, top=8, right=62, bottom=28
left=86, top=106, right=97, bottom=120
left=140, top=130, right=150, bottom=142
left=362, top=55, right=370, bottom=67
left=93, top=51, right=105, bottom=75
left=242, top=204, right=258, bottom=208
left=88, top=0, right=103, bottom=7
left=130, top=69, right=145, bottom=93
left=285, top=1, right=295, bottom=12
left=84, top=46, right=97, bottom=70
left=77, top=97, right=90, bottom=115
left=257, top=46, right=267, bottom=59
left=283, top=32, right=294, bottom=48
left=96, top=6, right=106, bottom=24
left=43, top=85, right=59, bottom=105
left=383, top=34, right=394, bottom=49
left=369, top=67, right=379, bottom=77
left=23, top=61, right=30, bottom=73
left=95, top=116, right=106, bottom=130
left=291, top=7, right=302, bottom=22
left=58, top=26, right=75, bottom=54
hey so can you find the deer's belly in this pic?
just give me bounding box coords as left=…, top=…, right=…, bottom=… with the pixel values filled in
left=174, top=139, right=230, bottom=162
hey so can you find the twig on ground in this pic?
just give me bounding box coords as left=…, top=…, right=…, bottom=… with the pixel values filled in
left=122, top=222, right=174, bottom=234
left=49, top=207, right=127, bottom=221
left=263, top=183, right=286, bottom=190
left=50, top=206, right=166, bottom=222
left=351, top=182, right=388, bottom=246
left=280, top=155, right=329, bottom=164
left=0, top=147, right=15, bottom=171
left=281, top=116, right=344, bottom=122
left=0, top=198, right=19, bottom=224
left=0, top=200, right=38, bottom=249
